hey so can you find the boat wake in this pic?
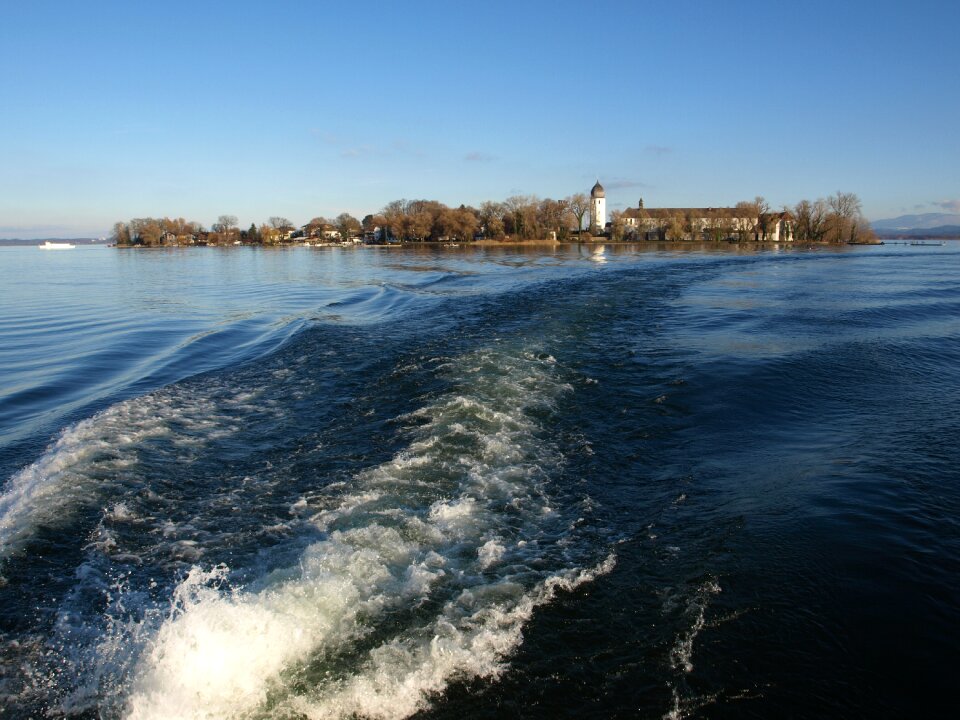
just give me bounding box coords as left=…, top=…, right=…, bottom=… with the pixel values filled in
left=7, top=343, right=612, bottom=719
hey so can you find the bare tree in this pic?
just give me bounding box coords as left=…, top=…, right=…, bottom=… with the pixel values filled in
left=666, top=213, right=685, bottom=241
left=305, top=216, right=329, bottom=237
left=753, top=196, right=773, bottom=240
left=536, top=198, right=571, bottom=240
left=380, top=200, right=407, bottom=241
left=214, top=215, right=238, bottom=233
left=335, top=213, right=362, bottom=242
left=608, top=209, right=626, bottom=242
left=259, top=223, right=279, bottom=245
left=110, top=221, right=131, bottom=245
left=268, top=217, right=294, bottom=240
left=478, top=201, right=506, bottom=239
left=734, top=201, right=760, bottom=241
left=566, top=193, right=590, bottom=237
left=827, top=191, right=863, bottom=243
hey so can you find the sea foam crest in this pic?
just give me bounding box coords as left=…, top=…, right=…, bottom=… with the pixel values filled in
left=0, top=383, right=268, bottom=564
left=122, top=346, right=612, bottom=720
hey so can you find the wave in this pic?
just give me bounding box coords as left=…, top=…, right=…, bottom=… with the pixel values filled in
left=33, top=344, right=613, bottom=719
left=0, top=377, right=277, bottom=566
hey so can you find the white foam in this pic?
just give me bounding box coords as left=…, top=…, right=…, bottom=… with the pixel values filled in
left=282, top=555, right=616, bottom=720
left=0, top=382, right=272, bottom=564
left=117, top=346, right=611, bottom=720
left=663, top=578, right=722, bottom=719
left=477, top=539, right=506, bottom=569
left=0, top=402, right=164, bottom=561
left=106, top=502, right=137, bottom=522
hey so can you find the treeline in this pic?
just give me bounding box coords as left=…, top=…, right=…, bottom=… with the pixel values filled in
left=367, top=194, right=593, bottom=242
left=111, top=215, right=316, bottom=246
left=791, top=192, right=875, bottom=243
left=109, top=194, right=595, bottom=246
left=110, top=190, right=874, bottom=246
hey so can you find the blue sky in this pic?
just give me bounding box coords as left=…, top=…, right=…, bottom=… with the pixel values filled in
left=1, top=0, right=958, bottom=238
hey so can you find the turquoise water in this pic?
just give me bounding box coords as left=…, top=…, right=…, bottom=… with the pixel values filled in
left=0, top=243, right=958, bottom=718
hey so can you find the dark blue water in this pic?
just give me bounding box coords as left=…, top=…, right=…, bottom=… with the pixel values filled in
left=0, top=243, right=957, bottom=718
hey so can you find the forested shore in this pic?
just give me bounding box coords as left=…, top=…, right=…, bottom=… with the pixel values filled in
left=110, top=191, right=876, bottom=246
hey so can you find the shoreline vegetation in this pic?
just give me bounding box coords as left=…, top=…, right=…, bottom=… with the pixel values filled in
left=110, top=191, right=878, bottom=248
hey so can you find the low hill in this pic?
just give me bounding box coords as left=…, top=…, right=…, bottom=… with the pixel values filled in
left=874, top=225, right=960, bottom=239
left=872, top=213, right=960, bottom=231
left=871, top=213, right=960, bottom=239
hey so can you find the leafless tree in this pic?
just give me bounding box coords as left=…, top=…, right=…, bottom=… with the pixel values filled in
left=111, top=221, right=131, bottom=245
left=478, top=201, right=506, bottom=239
left=566, top=193, right=590, bottom=237
left=213, top=215, right=238, bottom=233
left=827, top=191, right=863, bottom=243
left=335, top=213, right=362, bottom=241
left=608, top=209, right=626, bottom=242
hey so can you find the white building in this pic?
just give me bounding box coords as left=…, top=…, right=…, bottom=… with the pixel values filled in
left=621, top=203, right=794, bottom=242
left=590, top=181, right=606, bottom=233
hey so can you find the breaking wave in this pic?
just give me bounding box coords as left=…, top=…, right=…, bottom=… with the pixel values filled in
left=23, top=344, right=611, bottom=719
left=0, top=379, right=274, bottom=566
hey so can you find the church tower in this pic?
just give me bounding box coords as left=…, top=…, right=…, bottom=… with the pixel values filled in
left=590, top=180, right=606, bottom=233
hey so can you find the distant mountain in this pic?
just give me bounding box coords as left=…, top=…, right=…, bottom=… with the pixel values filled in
left=874, top=225, right=960, bottom=239
left=871, top=213, right=960, bottom=230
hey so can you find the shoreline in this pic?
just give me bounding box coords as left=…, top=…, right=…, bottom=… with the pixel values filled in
left=108, top=238, right=887, bottom=250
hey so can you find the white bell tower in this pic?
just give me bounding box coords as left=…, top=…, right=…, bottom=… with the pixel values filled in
left=590, top=180, right=606, bottom=233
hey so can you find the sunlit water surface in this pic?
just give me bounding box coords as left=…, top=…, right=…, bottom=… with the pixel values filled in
left=1, top=243, right=958, bottom=719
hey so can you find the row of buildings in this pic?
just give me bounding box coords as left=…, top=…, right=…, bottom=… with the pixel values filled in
left=589, top=181, right=795, bottom=242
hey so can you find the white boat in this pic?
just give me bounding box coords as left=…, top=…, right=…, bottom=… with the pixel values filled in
left=38, top=241, right=75, bottom=250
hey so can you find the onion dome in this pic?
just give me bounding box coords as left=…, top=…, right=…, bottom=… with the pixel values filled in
left=591, top=180, right=605, bottom=198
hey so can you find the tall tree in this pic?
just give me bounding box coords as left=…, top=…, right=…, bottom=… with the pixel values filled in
left=566, top=193, right=590, bottom=237
left=478, top=201, right=505, bottom=239
left=335, top=213, right=362, bottom=241
left=666, top=213, right=686, bottom=241
left=305, top=216, right=329, bottom=237
left=753, top=196, right=773, bottom=240
left=734, top=201, right=760, bottom=241
left=214, top=215, right=238, bottom=233
left=381, top=200, right=407, bottom=241
left=268, top=216, right=294, bottom=241
left=608, top=210, right=626, bottom=242
left=827, top=191, right=863, bottom=243
left=110, top=221, right=131, bottom=245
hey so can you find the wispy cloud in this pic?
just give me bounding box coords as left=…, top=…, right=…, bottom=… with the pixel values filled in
left=645, top=145, right=672, bottom=157
left=464, top=151, right=496, bottom=163
left=309, top=130, right=425, bottom=160
left=340, top=145, right=376, bottom=158
left=309, top=129, right=339, bottom=145
left=934, top=199, right=960, bottom=212
left=392, top=139, right=426, bottom=157
left=603, top=178, right=651, bottom=190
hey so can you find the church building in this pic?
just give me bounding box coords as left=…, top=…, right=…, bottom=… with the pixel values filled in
left=587, top=180, right=794, bottom=242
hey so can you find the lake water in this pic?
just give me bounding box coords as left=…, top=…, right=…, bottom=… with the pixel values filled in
left=0, top=243, right=958, bottom=719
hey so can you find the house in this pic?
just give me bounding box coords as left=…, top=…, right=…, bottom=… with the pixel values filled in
left=303, top=223, right=341, bottom=241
